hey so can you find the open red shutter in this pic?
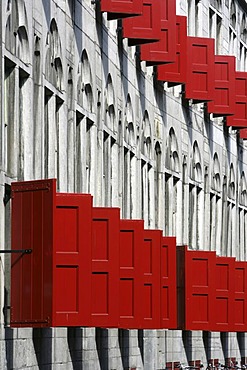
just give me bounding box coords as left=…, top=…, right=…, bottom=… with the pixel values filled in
left=142, top=230, right=161, bottom=328
left=54, top=194, right=92, bottom=327
left=91, top=207, right=120, bottom=327
left=214, top=257, right=235, bottom=331
left=234, top=261, right=247, bottom=331
left=157, top=16, right=187, bottom=86
left=101, top=0, right=143, bottom=20
left=160, top=237, right=177, bottom=329
left=207, top=56, right=236, bottom=117
left=227, top=72, right=247, bottom=128
left=140, top=0, right=176, bottom=66
left=122, top=0, right=162, bottom=46
left=119, top=220, right=145, bottom=328
left=185, top=37, right=215, bottom=103
left=239, top=128, right=247, bottom=139
left=11, top=179, right=56, bottom=328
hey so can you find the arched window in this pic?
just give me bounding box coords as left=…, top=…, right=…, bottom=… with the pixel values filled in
left=230, top=0, right=236, bottom=29
left=210, top=153, right=222, bottom=254
left=77, top=50, right=94, bottom=113
left=166, top=128, right=180, bottom=173
left=238, top=173, right=247, bottom=260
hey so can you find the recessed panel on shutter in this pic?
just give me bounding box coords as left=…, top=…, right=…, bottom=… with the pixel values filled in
left=234, top=261, right=247, bottom=331
left=122, top=0, right=162, bottom=46
left=227, top=72, right=247, bottom=128
left=91, top=207, right=120, bottom=327
left=185, top=37, right=215, bottom=103
left=119, top=220, right=145, bottom=328
left=11, top=179, right=56, bottom=328
left=214, top=257, right=235, bottom=332
left=140, top=0, right=176, bottom=66
left=161, top=237, right=177, bottom=329
left=54, top=194, right=92, bottom=327
left=101, top=0, right=143, bottom=20
left=207, top=56, right=236, bottom=117
left=157, top=16, right=187, bottom=86
left=142, top=229, right=161, bottom=328
left=177, top=246, right=216, bottom=331
left=239, top=128, right=247, bottom=139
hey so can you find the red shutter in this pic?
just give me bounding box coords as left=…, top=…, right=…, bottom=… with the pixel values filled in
left=185, top=37, right=215, bottom=103
left=11, top=179, right=56, bottom=328
left=214, top=257, right=235, bottom=331
left=177, top=246, right=216, bottom=331
left=239, top=128, right=247, bottom=139
left=157, top=16, right=187, bottom=86
left=207, top=56, right=236, bottom=117
left=119, top=220, right=145, bottom=328
left=142, top=229, right=161, bottom=328
left=234, top=261, right=247, bottom=331
left=101, top=0, right=143, bottom=20
left=54, top=194, right=92, bottom=327
left=91, top=207, right=120, bottom=327
left=122, top=0, right=162, bottom=46
left=140, top=0, right=176, bottom=66
left=160, top=237, right=177, bottom=329
left=227, top=72, right=247, bottom=128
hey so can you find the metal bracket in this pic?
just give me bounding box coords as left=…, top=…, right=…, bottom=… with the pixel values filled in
left=0, top=249, right=32, bottom=254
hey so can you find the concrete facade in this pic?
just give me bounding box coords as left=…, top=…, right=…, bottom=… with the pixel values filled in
left=1, top=0, right=247, bottom=369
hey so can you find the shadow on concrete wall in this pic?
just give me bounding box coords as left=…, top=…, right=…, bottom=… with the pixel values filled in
left=138, top=329, right=144, bottom=364
left=4, top=327, right=14, bottom=369
left=33, top=328, right=53, bottom=369
left=119, top=329, right=130, bottom=369
left=96, top=328, right=109, bottom=370
left=67, top=327, right=84, bottom=370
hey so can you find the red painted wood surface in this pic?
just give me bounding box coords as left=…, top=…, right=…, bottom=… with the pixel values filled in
left=11, top=179, right=56, bottom=327
left=101, top=0, right=143, bottom=20
left=54, top=193, right=92, bottom=327
left=119, top=220, right=145, bottom=328
left=214, top=257, right=235, bottom=332
left=161, top=237, right=177, bottom=329
left=227, top=72, right=247, bottom=128
left=157, top=16, right=187, bottom=86
left=140, top=0, right=176, bottom=66
left=122, top=0, right=162, bottom=46
left=91, top=207, right=120, bottom=327
left=234, top=261, right=247, bottom=331
left=239, top=128, right=247, bottom=139
left=185, top=37, right=215, bottom=103
left=207, top=56, right=236, bottom=117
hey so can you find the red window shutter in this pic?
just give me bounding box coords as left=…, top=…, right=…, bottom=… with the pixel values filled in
left=227, top=72, right=247, bottom=128
left=239, top=128, right=247, bottom=139
left=101, top=0, right=143, bottom=20
left=185, top=37, right=215, bottom=103
left=91, top=207, right=120, bottom=327
left=157, top=16, right=187, bottom=86
left=207, top=56, right=236, bottom=117
left=122, top=0, right=162, bottom=46
left=54, top=194, right=93, bottom=327
left=11, top=179, right=56, bottom=328
left=234, top=261, right=247, bottom=331
left=177, top=246, right=216, bottom=331
left=214, top=257, right=235, bottom=332
left=142, top=230, right=161, bottom=328
left=119, top=220, right=145, bottom=328
left=140, top=0, right=176, bottom=66
left=160, top=237, right=177, bottom=329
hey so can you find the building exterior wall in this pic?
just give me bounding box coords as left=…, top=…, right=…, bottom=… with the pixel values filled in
left=0, top=0, right=247, bottom=369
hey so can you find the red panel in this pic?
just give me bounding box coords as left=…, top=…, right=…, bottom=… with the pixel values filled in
left=227, top=72, right=247, bottom=128
left=54, top=194, right=92, bottom=327
left=234, top=261, right=247, bottom=331
left=101, top=0, right=143, bottom=20
left=207, top=56, right=236, bottom=117
left=142, top=229, right=161, bottom=328
left=160, top=237, right=177, bottom=329
left=185, top=37, right=215, bottom=103
left=11, top=179, right=56, bottom=328
left=140, top=0, right=176, bottom=66
left=122, top=0, right=162, bottom=46
left=239, top=128, right=247, bottom=139
left=177, top=246, right=216, bottom=331
left=214, top=257, right=235, bottom=331
left=91, top=207, right=120, bottom=327
left=157, top=16, right=187, bottom=86
left=119, top=220, right=145, bottom=328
